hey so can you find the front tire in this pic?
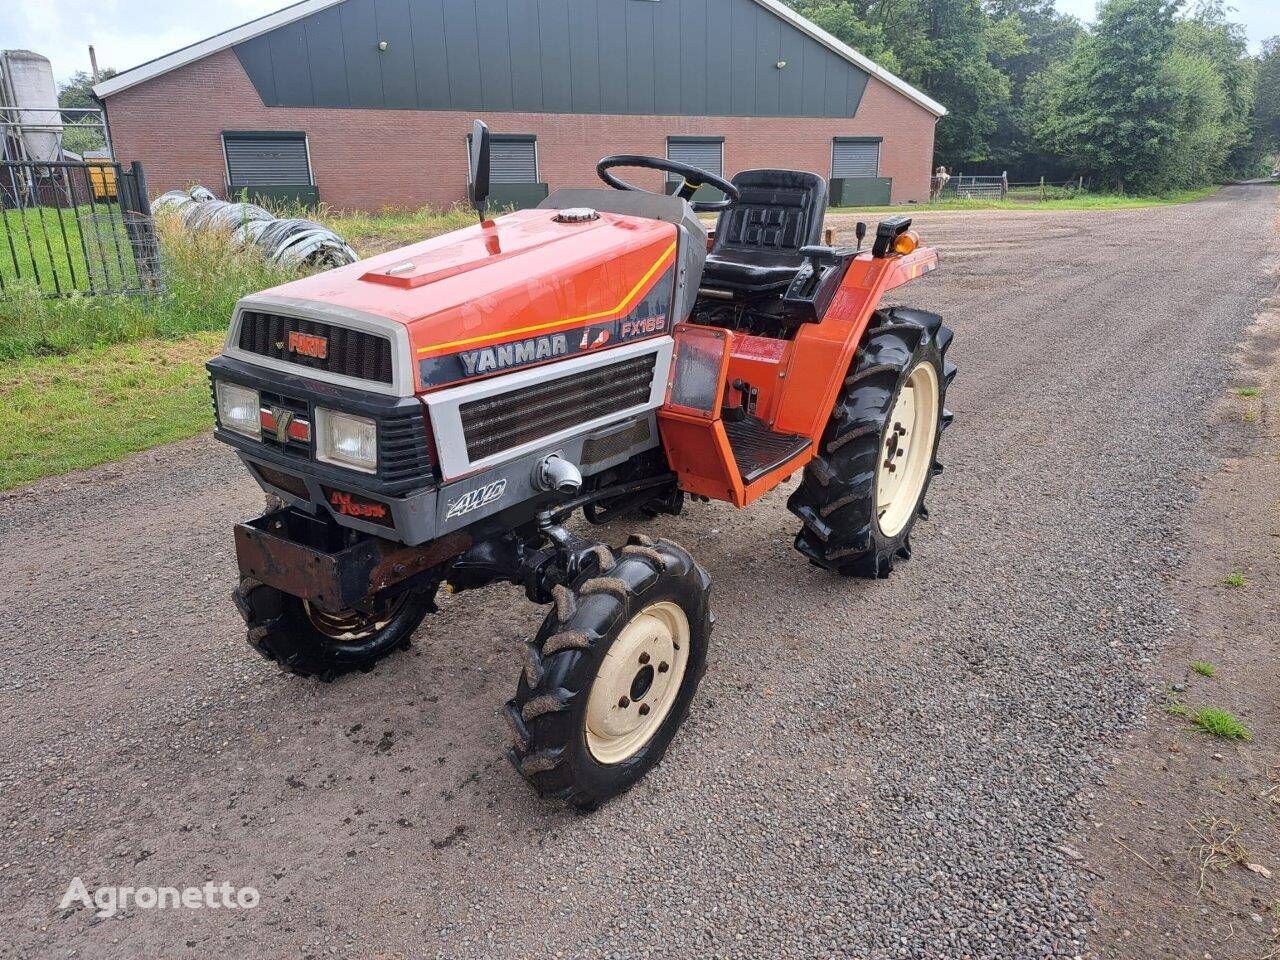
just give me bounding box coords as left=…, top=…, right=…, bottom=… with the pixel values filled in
left=233, top=578, right=435, bottom=680
left=504, top=535, right=712, bottom=811
left=788, top=307, right=956, bottom=577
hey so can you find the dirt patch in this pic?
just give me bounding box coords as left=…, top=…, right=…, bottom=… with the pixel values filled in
left=1077, top=273, right=1280, bottom=957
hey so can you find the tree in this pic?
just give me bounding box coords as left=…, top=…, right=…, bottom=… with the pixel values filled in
left=984, top=0, right=1085, bottom=176
left=1175, top=0, right=1257, bottom=178
left=1039, top=0, right=1181, bottom=192
left=56, top=68, right=116, bottom=155
left=923, top=0, right=1014, bottom=165
left=1254, top=38, right=1280, bottom=160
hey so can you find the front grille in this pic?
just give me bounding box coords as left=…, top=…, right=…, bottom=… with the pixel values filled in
left=459, top=354, right=657, bottom=462
left=260, top=389, right=311, bottom=460
left=238, top=311, right=394, bottom=384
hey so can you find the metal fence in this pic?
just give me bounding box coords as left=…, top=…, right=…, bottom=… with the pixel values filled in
left=936, top=173, right=1009, bottom=200
left=0, top=159, right=163, bottom=297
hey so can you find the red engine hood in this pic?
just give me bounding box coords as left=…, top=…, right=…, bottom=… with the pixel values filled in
left=249, top=208, right=679, bottom=391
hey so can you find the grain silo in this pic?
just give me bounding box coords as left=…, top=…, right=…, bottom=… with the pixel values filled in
left=0, top=49, right=63, bottom=163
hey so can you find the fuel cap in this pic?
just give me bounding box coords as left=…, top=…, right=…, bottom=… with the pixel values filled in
left=554, top=207, right=599, bottom=223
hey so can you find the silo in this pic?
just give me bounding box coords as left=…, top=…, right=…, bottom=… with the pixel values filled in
left=0, top=50, right=62, bottom=162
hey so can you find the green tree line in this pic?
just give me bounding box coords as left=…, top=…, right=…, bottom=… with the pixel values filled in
left=791, top=0, right=1280, bottom=190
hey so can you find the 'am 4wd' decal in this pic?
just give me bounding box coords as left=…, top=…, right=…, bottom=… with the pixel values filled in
left=445, top=479, right=507, bottom=520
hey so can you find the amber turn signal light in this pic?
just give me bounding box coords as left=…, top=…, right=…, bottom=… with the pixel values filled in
left=894, top=231, right=920, bottom=256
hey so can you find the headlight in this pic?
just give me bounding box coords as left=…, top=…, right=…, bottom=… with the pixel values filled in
left=215, top=381, right=260, bottom=439
left=315, top=408, right=378, bottom=473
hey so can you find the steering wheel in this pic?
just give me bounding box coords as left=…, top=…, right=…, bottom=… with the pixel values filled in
left=596, top=155, right=739, bottom=212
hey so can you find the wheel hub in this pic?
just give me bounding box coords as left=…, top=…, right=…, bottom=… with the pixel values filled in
left=585, top=601, right=691, bottom=764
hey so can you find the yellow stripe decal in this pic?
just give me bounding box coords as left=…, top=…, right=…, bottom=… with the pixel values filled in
left=415, top=240, right=678, bottom=355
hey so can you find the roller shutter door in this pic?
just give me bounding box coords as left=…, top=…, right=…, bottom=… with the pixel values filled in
left=223, top=132, right=312, bottom=187
left=831, top=139, right=880, bottom=179
left=667, top=138, right=723, bottom=180
left=489, top=138, right=538, bottom=183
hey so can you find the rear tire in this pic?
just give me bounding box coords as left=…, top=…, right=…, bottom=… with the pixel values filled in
left=788, top=307, right=956, bottom=577
left=233, top=578, right=435, bottom=681
left=504, top=535, right=712, bottom=811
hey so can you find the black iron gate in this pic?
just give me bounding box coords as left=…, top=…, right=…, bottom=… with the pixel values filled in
left=0, top=159, right=163, bottom=297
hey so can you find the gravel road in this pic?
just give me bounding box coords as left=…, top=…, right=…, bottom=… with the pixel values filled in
left=2, top=185, right=1276, bottom=960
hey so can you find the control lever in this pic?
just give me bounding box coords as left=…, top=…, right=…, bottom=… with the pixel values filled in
left=725, top=378, right=756, bottom=421
left=797, top=245, right=840, bottom=297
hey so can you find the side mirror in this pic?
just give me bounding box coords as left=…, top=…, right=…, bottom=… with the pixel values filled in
left=468, top=119, right=491, bottom=220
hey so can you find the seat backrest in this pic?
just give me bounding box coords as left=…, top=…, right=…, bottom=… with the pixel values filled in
left=711, top=170, right=828, bottom=257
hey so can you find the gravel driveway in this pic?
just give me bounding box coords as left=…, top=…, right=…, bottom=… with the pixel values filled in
left=2, top=185, right=1276, bottom=960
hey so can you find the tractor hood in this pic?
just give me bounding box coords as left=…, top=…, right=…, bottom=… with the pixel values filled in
left=240, top=208, right=680, bottom=391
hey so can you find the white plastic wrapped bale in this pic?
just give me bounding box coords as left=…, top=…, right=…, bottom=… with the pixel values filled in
left=151, top=187, right=359, bottom=269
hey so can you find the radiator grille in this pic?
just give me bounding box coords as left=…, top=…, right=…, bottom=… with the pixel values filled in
left=237, top=311, right=394, bottom=384
left=460, top=354, right=657, bottom=462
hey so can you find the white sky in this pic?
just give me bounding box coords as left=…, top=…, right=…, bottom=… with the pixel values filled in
left=3, top=0, right=1278, bottom=84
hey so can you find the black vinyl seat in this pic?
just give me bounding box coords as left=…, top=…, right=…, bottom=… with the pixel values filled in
left=700, top=169, right=828, bottom=296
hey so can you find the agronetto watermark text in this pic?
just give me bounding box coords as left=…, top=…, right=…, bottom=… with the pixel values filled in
left=60, top=877, right=260, bottom=918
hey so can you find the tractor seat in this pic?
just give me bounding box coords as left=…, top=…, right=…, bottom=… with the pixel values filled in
left=701, top=170, right=828, bottom=296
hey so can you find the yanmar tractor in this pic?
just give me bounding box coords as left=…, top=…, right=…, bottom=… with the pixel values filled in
left=210, top=122, right=955, bottom=810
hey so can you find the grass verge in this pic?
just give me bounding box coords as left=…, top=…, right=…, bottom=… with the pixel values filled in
left=829, top=186, right=1220, bottom=215
left=0, top=332, right=222, bottom=490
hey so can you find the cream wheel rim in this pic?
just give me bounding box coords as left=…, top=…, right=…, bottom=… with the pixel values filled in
left=876, top=361, right=940, bottom=538
left=303, top=594, right=408, bottom=643
left=585, top=601, right=691, bottom=765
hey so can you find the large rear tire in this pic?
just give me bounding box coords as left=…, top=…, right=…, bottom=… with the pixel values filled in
left=504, top=535, right=712, bottom=811
left=233, top=578, right=435, bottom=681
left=788, top=307, right=956, bottom=577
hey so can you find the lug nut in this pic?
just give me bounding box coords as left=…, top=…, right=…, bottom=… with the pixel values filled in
left=639, top=652, right=651, bottom=665
left=638, top=703, right=651, bottom=716
left=658, top=661, right=669, bottom=673
left=618, top=696, right=630, bottom=708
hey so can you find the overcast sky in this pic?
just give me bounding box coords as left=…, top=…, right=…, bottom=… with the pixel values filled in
left=4, top=0, right=1278, bottom=84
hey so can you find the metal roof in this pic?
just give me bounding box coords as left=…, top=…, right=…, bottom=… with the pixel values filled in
left=93, top=0, right=946, bottom=117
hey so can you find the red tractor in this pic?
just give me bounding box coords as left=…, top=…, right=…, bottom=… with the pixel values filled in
left=210, top=122, right=955, bottom=809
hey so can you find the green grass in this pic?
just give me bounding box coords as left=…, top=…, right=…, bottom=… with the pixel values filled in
left=1191, top=707, right=1252, bottom=741
left=0, top=212, right=295, bottom=361
left=0, top=332, right=223, bottom=489
left=1236, top=387, right=1261, bottom=398
left=1192, top=660, right=1217, bottom=677
left=0, top=204, right=141, bottom=294
left=321, top=203, right=480, bottom=256
left=829, top=186, right=1220, bottom=215
left=0, top=201, right=483, bottom=489
left=1223, top=572, right=1247, bottom=588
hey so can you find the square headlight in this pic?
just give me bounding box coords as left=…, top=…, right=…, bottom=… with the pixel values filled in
left=315, top=408, right=378, bottom=473
left=215, top=380, right=260, bottom=439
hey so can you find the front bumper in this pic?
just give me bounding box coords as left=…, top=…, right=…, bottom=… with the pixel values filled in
left=235, top=509, right=469, bottom=611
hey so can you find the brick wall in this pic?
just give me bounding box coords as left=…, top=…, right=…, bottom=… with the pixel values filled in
left=104, top=48, right=937, bottom=210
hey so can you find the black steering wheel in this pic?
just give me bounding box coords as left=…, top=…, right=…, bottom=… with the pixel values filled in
left=596, top=155, right=739, bottom=212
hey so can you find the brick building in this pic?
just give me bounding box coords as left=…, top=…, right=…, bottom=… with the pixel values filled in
left=94, top=0, right=945, bottom=211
